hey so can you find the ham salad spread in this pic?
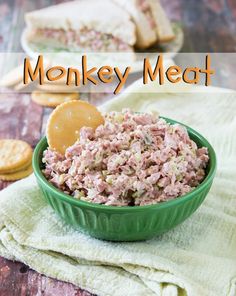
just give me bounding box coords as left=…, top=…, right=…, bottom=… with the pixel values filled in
left=43, top=110, right=209, bottom=206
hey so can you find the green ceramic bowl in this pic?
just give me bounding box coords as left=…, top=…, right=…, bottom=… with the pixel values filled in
left=33, top=118, right=216, bottom=241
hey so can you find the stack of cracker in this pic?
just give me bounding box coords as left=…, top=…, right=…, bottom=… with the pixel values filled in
left=0, top=62, right=80, bottom=108
left=0, top=60, right=45, bottom=91
left=0, top=140, right=33, bottom=181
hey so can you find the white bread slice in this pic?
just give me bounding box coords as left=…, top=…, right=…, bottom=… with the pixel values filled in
left=112, top=0, right=157, bottom=49
left=149, top=0, right=175, bottom=43
left=25, top=0, right=136, bottom=46
left=112, top=0, right=175, bottom=48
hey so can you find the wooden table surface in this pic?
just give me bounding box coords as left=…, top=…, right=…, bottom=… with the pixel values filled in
left=0, top=0, right=235, bottom=295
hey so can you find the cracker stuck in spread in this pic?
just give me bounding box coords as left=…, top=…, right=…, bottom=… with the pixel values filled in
left=46, top=100, right=104, bottom=154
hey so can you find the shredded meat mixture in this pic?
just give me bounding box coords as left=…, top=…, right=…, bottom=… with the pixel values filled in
left=43, top=110, right=209, bottom=206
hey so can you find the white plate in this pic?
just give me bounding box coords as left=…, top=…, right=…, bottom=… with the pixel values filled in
left=21, top=23, right=184, bottom=73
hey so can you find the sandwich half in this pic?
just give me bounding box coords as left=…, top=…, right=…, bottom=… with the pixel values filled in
left=25, top=0, right=136, bottom=52
left=149, top=0, right=176, bottom=43
left=112, top=0, right=175, bottom=49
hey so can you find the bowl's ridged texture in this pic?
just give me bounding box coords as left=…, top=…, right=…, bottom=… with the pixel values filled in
left=33, top=118, right=216, bottom=241
left=38, top=180, right=212, bottom=241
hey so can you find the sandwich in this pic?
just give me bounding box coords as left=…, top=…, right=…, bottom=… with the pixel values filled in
left=149, top=0, right=176, bottom=43
left=112, top=0, right=175, bottom=49
left=25, top=0, right=136, bottom=52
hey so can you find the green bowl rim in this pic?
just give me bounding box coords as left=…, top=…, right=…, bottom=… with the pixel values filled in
left=33, top=117, right=217, bottom=212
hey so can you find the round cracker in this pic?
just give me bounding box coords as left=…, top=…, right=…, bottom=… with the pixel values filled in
left=0, top=140, right=33, bottom=173
left=41, top=76, right=76, bottom=85
left=46, top=100, right=104, bottom=154
left=0, top=64, right=24, bottom=87
left=36, top=83, right=77, bottom=92
left=31, top=91, right=80, bottom=108
left=14, top=81, right=31, bottom=91
left=1, top=157, right=32, bottom=174
left=0, top=164, right=33, bottom=181
left=0, top=59, right=50, bottom=88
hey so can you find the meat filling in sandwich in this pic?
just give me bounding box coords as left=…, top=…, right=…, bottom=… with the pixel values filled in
left=32, top=27, right=132, bottom=51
